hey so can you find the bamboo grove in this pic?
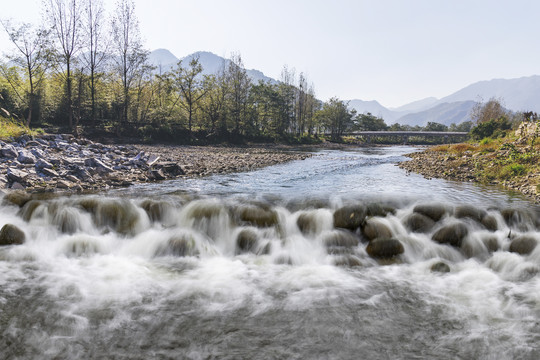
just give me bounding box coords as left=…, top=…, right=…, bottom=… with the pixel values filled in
left=0, top=0, right=359, bottom=143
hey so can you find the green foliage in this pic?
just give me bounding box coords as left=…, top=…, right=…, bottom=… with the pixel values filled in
left=423, top=122, right=448, bottom=132
left=499, top=164, right=528, bottom=179
left=355, top=113, right=388, bottom=131
left=470, top=117, right=511, bottom=140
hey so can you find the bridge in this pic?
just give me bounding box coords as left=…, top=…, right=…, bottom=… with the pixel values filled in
left=342, top=131, right=469, bottom=144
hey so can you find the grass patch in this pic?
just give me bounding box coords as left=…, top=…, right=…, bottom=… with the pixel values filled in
left=0, top=116, right=40, bottom=140
left=499, top=164, right=528, bottom=180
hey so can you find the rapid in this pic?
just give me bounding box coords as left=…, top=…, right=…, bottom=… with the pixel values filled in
left=0, top=146, right=538, bottom=359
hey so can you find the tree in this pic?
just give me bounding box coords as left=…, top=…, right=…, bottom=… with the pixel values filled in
left=470, top=97, right=509, bottom=124
left=318, top=97, right=356, bottom=140
left=111, top=0, right=148, bottom=128
left=45, top=0, right=83, bottom=135
left=81, top=0, right=108, bottom=127
left=170, top=56, right=208, bottom=134
left=356, top=112, right=388, bottom=131
left=423, top=122, right=448, bottom=132
left=0, top=20, right=50, bottom=126
left=226, top=53, right=251, bottom=135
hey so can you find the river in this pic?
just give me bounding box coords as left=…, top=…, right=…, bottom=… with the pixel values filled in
left=0, top=146, right=538, bottom=359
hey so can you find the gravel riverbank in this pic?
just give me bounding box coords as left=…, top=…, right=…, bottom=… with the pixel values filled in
left=0, top=134, right=311, bottom=193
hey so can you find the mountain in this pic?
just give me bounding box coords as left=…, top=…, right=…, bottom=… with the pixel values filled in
left=394, top=101, right=476, bottom=127
left=148, top=49, right=277, bottom=84
left=347, top=99, right=404, bottom=123
left=390, top=97, right=438, bottom=113
left=436, top=75, right=540, bottom=113
left=349, top=75, right=540, bottom=126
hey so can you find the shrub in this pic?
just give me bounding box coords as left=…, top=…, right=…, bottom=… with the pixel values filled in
left=499, top=164, right=527, bottom=180
left=470, top=117, right=512, bottom=140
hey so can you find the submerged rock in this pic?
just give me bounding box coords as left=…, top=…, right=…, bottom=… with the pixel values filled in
left=403, top=213, right=435, bottom=233
left=362, top=218, right=393, bottom=241
left=430, top=261, right=450, bottom=273
left=413, top=203, right=448, bottom=222
left=455, top=205, right=487, bottom=223
left=509, top=236, right=537, bottom=255
left=481, top=215, right=499, bottom=232
left=155, top=234, right=199, bottom=257
left=333, top=255, right=362, bottom=267
left=236, top=228, right=258, bottom=254
left=237, top=206, right=278, bottom=228
left=322, top=230, right=359, bottom=248
left=432, top=222, right=469, bottom=247
left=366, top=238, right=404, bottom=259
left=333, top=205, right=366, bottom=231
left=2, top=191, right=32, bottom=207
left=0, top=224, right=26, bottom=245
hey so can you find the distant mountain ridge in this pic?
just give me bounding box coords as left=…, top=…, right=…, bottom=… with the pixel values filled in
left=148, top=49, right=276, bottom=84
left=349, top=75, right=540, bottom=126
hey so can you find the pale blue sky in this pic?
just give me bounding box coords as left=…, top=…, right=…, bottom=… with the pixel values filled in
left=1, top=0, right=539, bottom=107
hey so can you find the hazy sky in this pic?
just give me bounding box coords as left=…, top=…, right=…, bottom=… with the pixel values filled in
left=1, top=0, right=539, bottom=107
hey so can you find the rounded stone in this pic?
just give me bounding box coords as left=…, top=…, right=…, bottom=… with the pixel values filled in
left=432, top=222, right=469, bottom=247
left=333, top=205, right=366, bottom=231
left=509, top=236, right=537, bottom=255
left=431, top=262, right=450, bottom=273
left=403, top=213, right=435, bottom=233
left=455, top=205, right=487, bottom=223
left=362, top=218, right=392, bottom=241
left=236, top=228, right=258, bottom=254
left=413, top=203, right=447, bottom=222
left=366, top=238, right=404, bottom=259
left=0, top=224, right=26, bottom=245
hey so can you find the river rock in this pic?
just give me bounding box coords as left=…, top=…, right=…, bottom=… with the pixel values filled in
left=413, top=203, right=448, bottom=222
left=431, top=261, right=450, bottom=273
left=432, top=222, right=469, bottom=247
left=0, top=223, right=26, bottom=245
left=333, top=255, right=362, bottom=267
left=403, top=213, right=435, bottom=233
left=237, top=206, right=278, bottom=228
left=501, top=209, right=534, bottom=231
left=481, top=215, right=499, bottom=231
left=155, top=234, right=198, bottom=257
left=509, top=236, right=537, bottom=255
left=362, top=218, right=393, bottom=241
left=455, top=205, right=487, bottom=223
left=1, top=144, right=18, bottom=158
left=41, top=168, right=59, bottom=178
left=236, top=228, right=258, bottom=254
left=160, top=162, right=185, bottom=176
left=18, top=200, right=43, bottom=221
left=366, top=203, right=395, bottom=217
left=322, top=230, right=359, bottom=248
left=7, top=168, right=29, bottom=184
left=17, top=150, right=36, bottom=164
left=2, top=191, right=32, bottom=207
left=366, top=238, right=404, bottom=259
left=296, top=212, right=321, bottom=235
left=333, top=205, right=366, bottom=230
left=35, top=159, right=54, bottom=170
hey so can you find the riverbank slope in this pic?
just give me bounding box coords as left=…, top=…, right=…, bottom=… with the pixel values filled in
left=398, top=122, right=540, bottom=203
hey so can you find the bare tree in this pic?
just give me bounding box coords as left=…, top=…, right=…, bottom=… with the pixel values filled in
left=44, top=0, right=83, bottom=135
left=81, top=0, right=108, bottom=127
left=111, top=0, right=148, bottom=129
left=226, top=53, right=251, bottom=135
left=0, top=20, right=50, bottom=126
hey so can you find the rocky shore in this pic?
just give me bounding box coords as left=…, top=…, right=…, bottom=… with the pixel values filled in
left=0, top=134, right=311, bottom=192
left=398, top=124, right=540, bottom=204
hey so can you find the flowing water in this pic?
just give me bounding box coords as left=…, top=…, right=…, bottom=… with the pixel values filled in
left=0, top=146, right=539, bottom=359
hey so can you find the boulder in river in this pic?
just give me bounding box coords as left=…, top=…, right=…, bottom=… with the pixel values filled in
left=322, top=229, right=359, bottom=248
left=403, top=213, right=435, bottom=233
left=481, top=215, right=499, bottom=232
left=333, top=204, right=366, bottom=231
left=509, top=236, right=537, bottom=255
left=0, top=223, right=26, bottom=245
left=413, top=203, right=448, bottom=222
left=366, top=238, right=404, bottom=259
left=430, top=261, right=450, bottom=273
left=236, top=228, right=258, bottom=254
left=431, top=222, right=469, bottom=247
left=155, top=234, right=199, bottom=257
left=2, top=191, right=32, bottom=207
left=455, top=205, right=487, bottom=223
left=237, top=206, right=278, bottom=228
left=362, top=218, right=393, bottom=241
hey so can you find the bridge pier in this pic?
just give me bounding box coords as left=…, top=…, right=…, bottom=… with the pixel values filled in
left=402, top=135, right=408, bottom=144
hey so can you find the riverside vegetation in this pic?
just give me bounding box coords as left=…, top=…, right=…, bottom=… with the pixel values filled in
left=400, top=116, right=540, bottom=203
